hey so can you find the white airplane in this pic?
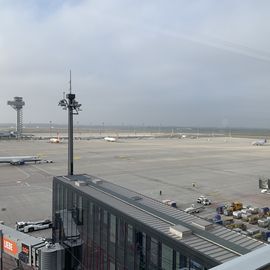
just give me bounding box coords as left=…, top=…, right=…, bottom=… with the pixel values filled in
left=49, top=133, right=62, bottom=143
left=252, top=139, right=267, bottom=146
left=104, top=136, right=117, bottom=142
left=0, top=156, right=41, bottom=165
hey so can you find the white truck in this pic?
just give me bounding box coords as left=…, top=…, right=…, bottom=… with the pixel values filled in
left=16, top=219, right=52, bottom=233
left=197, top=195, right=206, bottom=203
left=202, top=198, right=212, bottom=206
left=197, top=196, right=212, bottom=205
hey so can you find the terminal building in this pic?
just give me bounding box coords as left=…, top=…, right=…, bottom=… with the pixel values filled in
left=52, top=174, right=266, bottom=270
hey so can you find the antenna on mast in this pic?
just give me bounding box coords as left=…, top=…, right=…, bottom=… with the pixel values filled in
left=69, top=70, right=72, bottom=94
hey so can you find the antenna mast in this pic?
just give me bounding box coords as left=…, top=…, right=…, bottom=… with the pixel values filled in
left=58, top=71, right=82, bottom=175
left=69, top=70, right=72, bottom=94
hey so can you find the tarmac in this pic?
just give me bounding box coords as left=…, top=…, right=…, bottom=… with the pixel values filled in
left=0, top=136, right=269, bottom=231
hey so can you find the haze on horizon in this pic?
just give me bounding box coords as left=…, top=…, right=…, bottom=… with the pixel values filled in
left=0, top=0, right=270, bottom=128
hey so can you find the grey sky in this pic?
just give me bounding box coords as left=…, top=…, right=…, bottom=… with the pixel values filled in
left=1, top=0, right=270, bottom=128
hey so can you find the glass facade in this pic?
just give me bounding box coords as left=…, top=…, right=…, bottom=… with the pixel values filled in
left=53, top=178, right=208, bottom=270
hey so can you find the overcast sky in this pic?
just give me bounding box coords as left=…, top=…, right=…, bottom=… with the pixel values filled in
left=1, top=0, right=270, bottom=128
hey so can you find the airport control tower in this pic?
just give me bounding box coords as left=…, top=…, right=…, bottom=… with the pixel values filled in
left=7, top=96, right=25, bottom=138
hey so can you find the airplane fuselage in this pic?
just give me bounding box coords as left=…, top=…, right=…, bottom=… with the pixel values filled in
left=104, top=137, right=117, bottom=142
left=0, top=156, right=41, bottom=165
left=252, top=139, right=267, bottom=146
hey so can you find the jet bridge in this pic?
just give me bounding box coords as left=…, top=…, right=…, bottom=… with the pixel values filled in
left=0, top=224, right=64, bottom=270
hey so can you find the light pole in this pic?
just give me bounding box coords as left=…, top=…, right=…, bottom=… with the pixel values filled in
left=58, top=71, right=81, bottom=175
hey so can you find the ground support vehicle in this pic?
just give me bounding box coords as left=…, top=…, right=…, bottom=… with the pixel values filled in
left=197, top=196, right=212, bottom=205
left=184, top=205, right=204, bottom=214
left=197, top=195, right=206, bottom=203
left=162, top=199, right=177, bottom=208
left=226, top=202, right=243, bottom=212
left=223, top=202, right=243, bottom=216
left=202, top=198, right=212, bottom=205
left=16, top=219, right=52, bottom=233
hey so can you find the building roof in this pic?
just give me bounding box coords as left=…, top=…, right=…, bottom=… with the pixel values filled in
left=210, top=244, right=270, bottom=270
left=0, top=224, right=43, bottom=246
left=56, top=174, right=266, bottom=265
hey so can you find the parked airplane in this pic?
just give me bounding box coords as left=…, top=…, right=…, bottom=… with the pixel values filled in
left=104, top=136, right=117, bottom=142
left=0, top=156, right=41, bottom=165
left=0, top=131, right=16, bottom=138
left=252, top=139, right=267, bottom=146
left=49, top=133, right=62, bottom=143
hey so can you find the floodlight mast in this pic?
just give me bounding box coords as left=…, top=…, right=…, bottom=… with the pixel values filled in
left=58, top=71, right=81, bottom=175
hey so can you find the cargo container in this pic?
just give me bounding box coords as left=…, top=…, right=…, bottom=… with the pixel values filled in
left=241, top=208, right=252, bottom=215
left=258, top=219, right=269, bottom=228
left=213, top=214, right=222, bottom=224
left=246, top=228, right=260, bottom=236
left=224, top=209, right=232, bottom=216
left=233, top=211, right=242, bottom=219
left=248, top=215, right=259, bottom=225
left=216, top=205, right=224, bottom=214
left=222, top=216, right=233, bottom=225
left=249, top=207, right=259, bottom=214
left=261, top=207, right=270, bottom=215
left=242, top=213, right=252, bottom=221
left=226, top=223, right=246, bottom=231
left=262, top=231, right=270, bottom=242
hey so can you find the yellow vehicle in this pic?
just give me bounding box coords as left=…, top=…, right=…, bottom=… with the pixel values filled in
left=231, top=202, right=243, bottom=211
left=224, top=202, right=243, bottom=216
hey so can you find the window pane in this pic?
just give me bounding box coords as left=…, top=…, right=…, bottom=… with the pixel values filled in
left=162, top=244, right=173, bottom=270
left=102, top=210, right=108, bottom=270
left=109, top=214, right=116, bottom=262
left=117, top=218, right=125, bottom=269
left=126, top=224, right=134, bottom=270
left=135, top=231, right=146, bottom=269
left=150, top=238, right=159, bottom=269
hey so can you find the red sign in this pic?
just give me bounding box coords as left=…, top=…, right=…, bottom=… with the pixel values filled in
left=3, top=237, right=18, bottom=256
